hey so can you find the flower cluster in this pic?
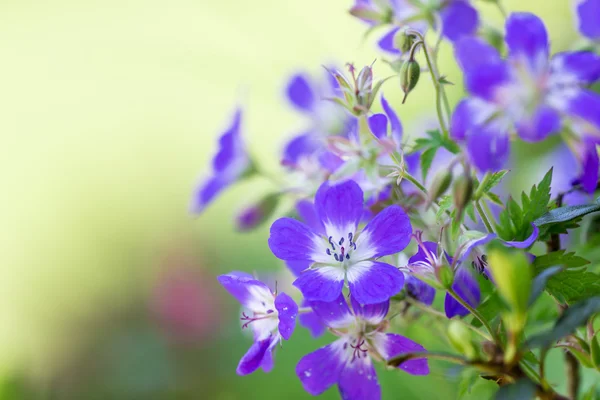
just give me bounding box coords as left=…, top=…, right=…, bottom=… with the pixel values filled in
left=194, top=2, right=600, bottom=399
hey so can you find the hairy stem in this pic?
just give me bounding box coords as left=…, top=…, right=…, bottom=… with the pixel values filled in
left=476, top=201, right=495, bottom=233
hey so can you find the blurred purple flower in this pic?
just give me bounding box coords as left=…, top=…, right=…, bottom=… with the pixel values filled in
left=451, top=12, right=600, bottom=186
left=191, top=108, right=252, bottom=213
left=575, top=0, right=600, bottom=40
left=350, top=0, right=478, bottom=54
left=218, top=272, right=298, bottom=375
left=296, top=295, right=428, bottom=400
left=268, top=180, right=411, bottom=305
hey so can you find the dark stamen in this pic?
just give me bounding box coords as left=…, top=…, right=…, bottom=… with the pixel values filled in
left=334, top=253, right=339, bottom=261
left=326, top=248, right=331, bottom=255
left=328, top=236, right=336, bottom=250
left=339, top=237, right=344, bottom=246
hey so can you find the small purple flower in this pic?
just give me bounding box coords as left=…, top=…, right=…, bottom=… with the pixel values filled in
left=282, top=72, right=350, bottom=194
left=217, top=272, right=298, bottom=375
left=296, top=295, right=428, bottom=400
left=451, top=12, right=600, bottom=180
left=403, top=233, right=481, bottom=318
left=268, top=180, right=411, bottom=305
left=575, top=0, right=600, bottom=40
left=191, top=108, right=251, bottom=213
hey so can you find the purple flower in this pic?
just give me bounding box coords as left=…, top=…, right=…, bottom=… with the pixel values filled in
left=296, top=295, right=428, bottom=400
left=191, top=108, right=251, bottom=213
left=217, top=272, right=298, bottom=375
left=350, top=0, right=478, bottom=54
left=268, top=180, right=411, bottom=305
left=402, top=233, right=480, bottom=318
left=575, top=0, right=600, bottom=40
left=451, top=12, right=600, bottom=178
left=282, top=72, right=351, bottom=194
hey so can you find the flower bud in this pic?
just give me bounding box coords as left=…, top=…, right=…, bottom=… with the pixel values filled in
left=427, top=170, right=453, bottom=206
left=356, top=65, right=374, bottom=107
left=393, top=30, right=415, bottom=53
left=452, top=174, right=474, bottom=212
left=400, top=60, right=420, bottom=104
left=235, top=193, right=280, bottom=232
left=447, top=320, right=477, bottom=359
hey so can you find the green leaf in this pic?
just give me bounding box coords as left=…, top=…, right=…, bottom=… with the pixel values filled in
left=472, top=292, right=503, bottom=328
left=532, top=251, right=590, bottom=274
left=591, top=331, right=600, bottom=370
left=545, top=269, right=600, bottom=304
left=529, top=266, right=562, bottom=306
left=487, top=248, right=531, bottom=316
left=435, top=195, right=453, bottom=221
left=486, top=192, right=503, bottom=205
left=582, top=384, right=600, bottom=400
left=534, top=197, right=600, bottom=226
left=466, top=203, right=477, bottom=223
left=420, top=146, right=438, bottom=181
left=475, top=170, right=509, bottom=200
left=524, top=167, right=553, bottom=223
left=527, top=297, right=600, bottom=349
left=457, top=368, right=479, bottom=399
left=439, top=76, right=454, bottom=86
left=495, top=379, right=536, bottom=400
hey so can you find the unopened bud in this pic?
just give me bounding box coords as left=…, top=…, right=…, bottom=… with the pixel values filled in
left=428, top=170, right=453, bottom=206
left=356, top=65, right=374, bottom=107
left=235, top=193, right=280, bottom=232
left=393, top=30, right=416, bottom=53
left=452, top=174, right=474, bottom=212
left=400, top=60, right=420, bottom=104
left=447, top=320, right=477, bottom=359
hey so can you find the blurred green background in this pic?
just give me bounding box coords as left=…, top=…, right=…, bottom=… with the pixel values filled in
left=0, top=0, right=581, bottom=398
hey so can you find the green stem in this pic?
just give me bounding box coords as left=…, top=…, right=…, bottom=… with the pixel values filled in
left=405, top=297, right=492, bottom=341
left=448, top=287, right=499, bottom=344
left=402, top=171, right=428, bottom=195
left=495, top=0, right=508, bottom=19
left=406, top=30, right=449, bottom=139
left=387, top=351, right=468, bottom=367
left=475, top=201, right=495, bottom=233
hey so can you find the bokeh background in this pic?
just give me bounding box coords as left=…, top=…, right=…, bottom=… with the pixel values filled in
left=0, top=0, right=584, bottom=398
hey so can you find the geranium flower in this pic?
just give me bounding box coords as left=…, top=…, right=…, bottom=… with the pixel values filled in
left=296, top=294, right=428, bottom=400
left=217, top=272, right=298, bottom=375
left=268, top=180, right=411, bottom=305
left=191, top=108, right=251, bottom=213
left=451, top=12, right=600, bottom=182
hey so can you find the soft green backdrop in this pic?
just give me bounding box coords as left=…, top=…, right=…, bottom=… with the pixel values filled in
left=0, top=0, right=578, bottom=398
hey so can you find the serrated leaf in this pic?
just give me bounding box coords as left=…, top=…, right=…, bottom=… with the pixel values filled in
left=524, top=167, right=553, bottom=223
left=532, top=251, right=590, bottom=273
left=420, top=146, right=438, bottom=181
left=545, top=269, right=600, bottom=304
left=527, top=297, right=600, bottom=349
left=495, top=379, right=536, bottom=400
left=534, top=197, right=600, bottom=226
left=475, top=170, right=509, bottom=200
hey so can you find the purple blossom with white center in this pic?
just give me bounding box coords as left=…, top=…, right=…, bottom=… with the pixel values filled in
left=575, top=0, right=600, bottom=40
left=296, top=294, right=428, bottom=400
left=451, top=12, right=600, bottom=176
left=191, top=108, right=251, bottom=213
left=217, top=272, right=298, bottom=375
left=268, top=180, right=411, bottom=305
left=350, top=0, right=478, bottom=54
